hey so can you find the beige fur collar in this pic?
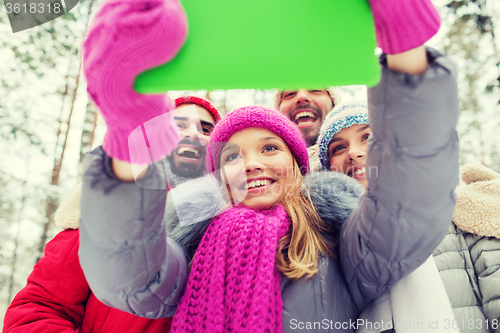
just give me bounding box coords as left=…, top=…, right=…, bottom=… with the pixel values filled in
left=452, top=163, right=500, bottom=239
left=55, top=183, right=81, bottom=230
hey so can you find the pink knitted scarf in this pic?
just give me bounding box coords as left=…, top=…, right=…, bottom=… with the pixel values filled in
left=171, top=204, right=290, bottom=333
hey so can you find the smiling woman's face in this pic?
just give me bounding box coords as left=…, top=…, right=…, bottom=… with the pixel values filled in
left=219, top=127, right=295, bottom=210
left=328, top=124, right=371, bottom=188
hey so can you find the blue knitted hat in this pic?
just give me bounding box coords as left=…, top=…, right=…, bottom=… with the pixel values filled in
left=317, top=100, right=369, bottom=170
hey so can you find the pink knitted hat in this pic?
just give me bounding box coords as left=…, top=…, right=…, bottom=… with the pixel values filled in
left=175, top=95, right=221, bottom=122
left=208, top=106, right=309, bottom=175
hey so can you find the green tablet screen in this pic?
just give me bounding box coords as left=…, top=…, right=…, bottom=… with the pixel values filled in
left=134, top=0, right=380, bottom=93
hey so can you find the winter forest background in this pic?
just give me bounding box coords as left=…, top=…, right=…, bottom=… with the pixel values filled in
left=0, top=0, right=499, bottom=325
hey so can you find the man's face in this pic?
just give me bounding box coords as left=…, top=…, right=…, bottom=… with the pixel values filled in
left=279, top=89, right=333, bottom=146
left=169, top=104, right=215, bottom=178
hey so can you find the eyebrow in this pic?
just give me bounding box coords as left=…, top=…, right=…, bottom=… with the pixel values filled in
left=174, top=117, right=214, bottom=128
left=329, top=125, right=370, bottom=145
left=200, top=120, right=214, bottom=128
left=357, top=125, right=370, bottom=133
left=260, top=136, right=284, bottom=143
left=221, top=144, right=238, bottom=156
left=329, top=137, right=342, bottom=145
left=220, top=136, right=283, bottom=155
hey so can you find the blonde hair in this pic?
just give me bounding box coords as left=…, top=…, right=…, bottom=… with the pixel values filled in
left=218, top=158, right=336, bottom=280
left=277, top=161, right=336, bottom=280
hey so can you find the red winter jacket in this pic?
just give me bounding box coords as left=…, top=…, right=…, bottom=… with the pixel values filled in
left=3, top=229, right=172, bottom=333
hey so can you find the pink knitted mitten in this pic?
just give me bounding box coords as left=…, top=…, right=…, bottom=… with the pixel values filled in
left=368, top=0, right=441, bottom=54
left=83, top=0, right=187, bottom=163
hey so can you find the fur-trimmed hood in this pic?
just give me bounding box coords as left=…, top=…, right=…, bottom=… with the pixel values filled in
left=57, top=163, right=500, bottom=243
left=165, top=171, right=364, bottom=260
left=54, top=182, right=82, bottom=230
left=55, top=172, right=363, bottom=232
left=453, top=163, right=500, bottom=239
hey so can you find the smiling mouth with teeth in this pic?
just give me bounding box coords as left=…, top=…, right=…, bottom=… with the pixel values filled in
left=176, top=146, right=203, bottom=159
left=350, top=167, right=365, bottom=177
left=244, top=179, right=273, bottom=190
left=293, top=111, right=317, bottom=124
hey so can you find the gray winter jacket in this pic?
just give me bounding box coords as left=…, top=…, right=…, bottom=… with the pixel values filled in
left=433, top=223, right=500, bottom=333
left=432, top=162, right=500, bottom=333
left=433, top=163, right=500, bottom=333
left=79, top=48, right=459, bottom=332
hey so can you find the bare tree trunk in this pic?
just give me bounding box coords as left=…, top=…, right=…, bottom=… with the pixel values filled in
left=78, top=99, right=98, bottom=180
left=7, top=178, right=28, bottom=305
left=35, top=63, right=72, bottom=261
left=37, top=70, right=81, bottom=261
left=219, top=91, right=228, bottom=117
left=36, top=0, right=98, bottom=260
left=52, top=73, right=71, bottom=161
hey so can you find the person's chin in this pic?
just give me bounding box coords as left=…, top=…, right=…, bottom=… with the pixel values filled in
left=241, top=194, right=280, bottom=210
left=358, top=177, right=368, bottom=189
left=302, top=128, right=321, bottom=146
left=172, top=160, right=205, bottom=178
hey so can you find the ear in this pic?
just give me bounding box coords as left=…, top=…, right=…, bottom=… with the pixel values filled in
left=460, top=163, right=500, bottom=185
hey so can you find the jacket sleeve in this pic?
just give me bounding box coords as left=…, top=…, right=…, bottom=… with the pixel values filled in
left=468, top=234, right=500, bottom=332
left=3, top=230, right=88, bottom=333
left=340, top=47, right=460, bottom=312
left=78, top=147, right=187, bottom=319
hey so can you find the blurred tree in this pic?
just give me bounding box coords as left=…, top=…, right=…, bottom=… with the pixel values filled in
left=440, top=0, right=500, bottom=171
left=77, top=99, right=98, bottom=179
left=35, top=0, right=98, bottom=261
left=0, top=0, right=102, bottom=322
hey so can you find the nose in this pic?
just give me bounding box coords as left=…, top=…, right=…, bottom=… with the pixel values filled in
left=244, top=153, right=265, bottom=173
left=347, top=146, right=365, bottom=163
left=182, top=123, right=203, bottom=142
left=295, top=89, right=311, bottom=105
